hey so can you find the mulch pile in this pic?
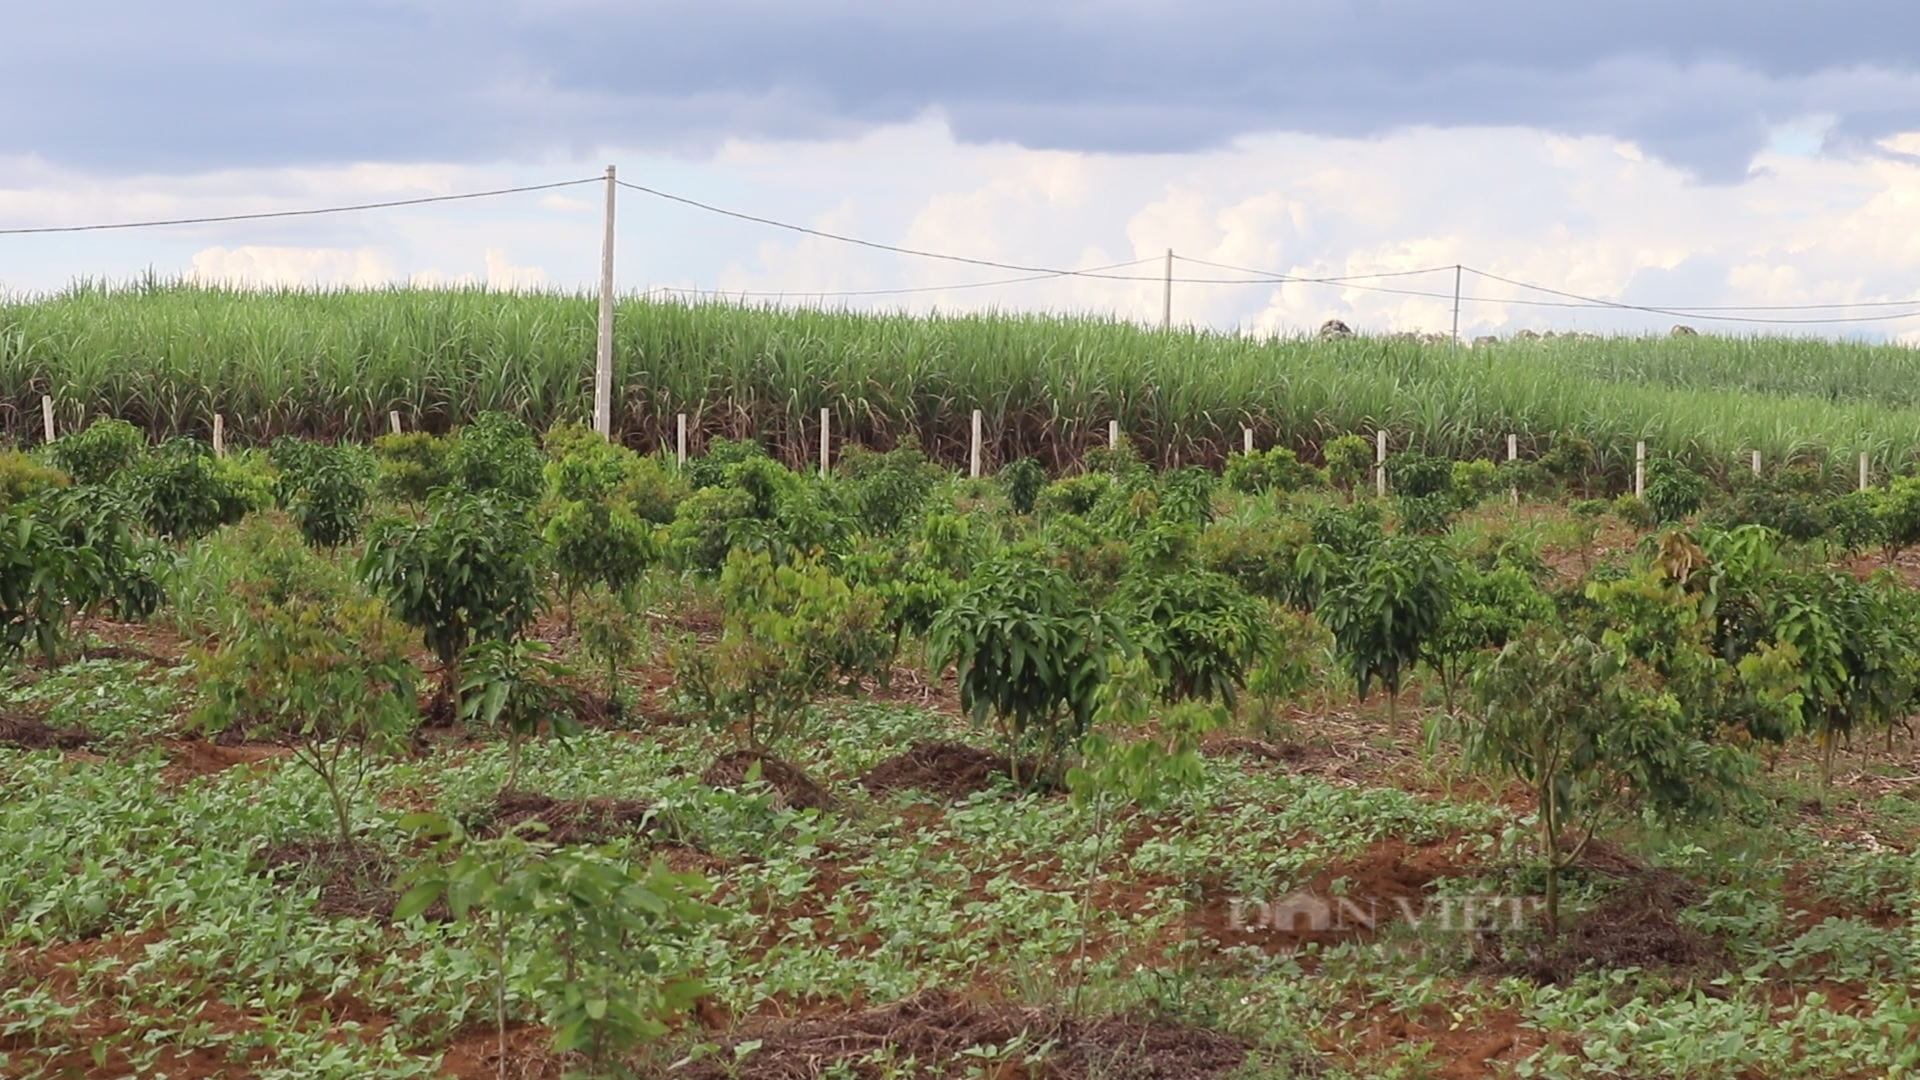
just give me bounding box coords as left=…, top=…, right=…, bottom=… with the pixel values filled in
left=861, top=741, right=1010, bottom=799
left=678, top=990, right=1250, bottom=1080
left=702, top=750, right=837, bottom=812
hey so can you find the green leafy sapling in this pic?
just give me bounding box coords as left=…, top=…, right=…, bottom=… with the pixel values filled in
left=196, top=587, right=418, bottom=846
left=928, top=553, right=1126, bottom=786
left=460, top=638, right=580, bottom=794
left=1318, top=533, right=1454, bottom=738
left=360, top=490, right=545, bottom=706
left=395, top=815, right=724, bottom=1080
left=1458, top=628, right=1753, bottom=931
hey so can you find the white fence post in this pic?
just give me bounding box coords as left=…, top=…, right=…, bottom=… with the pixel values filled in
left=677, top=413, right=688, bottom=467
left=1375, top=429, right=1388, bottom=498
left=820, top=407, right=830, bottom=477
left=389, top=410, right=402, bottom=436
left=212, top=414, right=225, bottom=457
left=1752, top=450, right=1761, bottom=476
left=41, top=396, right=54, bottom=443
left=1243, top=427, right=1254, bottom=455
left=1635, top=442, right=1646, bottom=498
left=1507, top=433, right=1519, bottom=506
left=1860, top=452, right=1870, bottom=492
left=970, top=409, right=983, bottom=478
left=1108, top=419, right=1119, bottom=451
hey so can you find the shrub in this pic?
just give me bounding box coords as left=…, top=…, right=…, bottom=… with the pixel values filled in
left=1197, top=515, right=1317, bottom=608
left=195, top=587, right=417, bottom=844
left=1613, top=494, right=1657, bottom=529
left=1872, top=475, right=1920, bottom=559
left=542, top=425, right=638, bottom=503
left=1823, top=491, right=1881, bottom=554
left=612, top=454, right=690, bottom=524
left=1322, top=434, right=1373, bottom=497
left=0, top=450, right=68, bottom=508
left=360, top=490, right=544, bottom=697
left=0, top=505, right=100, bottom=668
left=1244, top=608, right=1331, bottom=736
left=273, top=440, right=371, bottom=548
left=1462, top=627, right=1753, bottom=930
left=460, top=638, right=579, bottom=792
left=1451, top=459, right=1501, bottom=506
left=1157, top=467, right=1217, bottom=528
left=1318, top=533, right=1455, bottom=737
left=372, top=431, right=453, bottom=506
left=1000, top=457, right=1046, bottom=515
left=1539, top=432, right=1598, bottom=495
left=448, top=411, right=544, bottom=501
left=928, top=553, right=1126, bottom=785
left=1643, top=457, right=1707, bottom=523
left=836, top=441, right=945, bottom=536
left=1388, top=450, right=1453, bottom=500
left=546, top=497, right=657, bottom=613
left=678, top=550, right=891, bottom=747
left=1706, top=490, right=1828, bottom=543
left=126, top=438, right=257, bottom=541
left=47, top=418, right=144, bottom=486
left=1224, top=447, right=1323, bottom=496
left=1117, top=568, right=1270, bottom=706
left=1042, top=473, right=1110, bottom=517
left=1394, top=493, right=1457, bottom=535
left=686, top=438, right=769, bottom=490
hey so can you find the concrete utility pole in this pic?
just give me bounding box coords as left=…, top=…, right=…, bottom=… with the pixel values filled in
left=1162, top=249, right=1173, bottom=330
left=1451, top=264, right=1462, bottom=353
left=593, top=164, right=617, bottom=437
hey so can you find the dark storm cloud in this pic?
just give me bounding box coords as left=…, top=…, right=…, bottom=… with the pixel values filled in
left=6, top=1, right=1919, bottom=182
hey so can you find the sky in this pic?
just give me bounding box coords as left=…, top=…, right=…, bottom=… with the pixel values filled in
left=4, top=1, right=1920, bottom=340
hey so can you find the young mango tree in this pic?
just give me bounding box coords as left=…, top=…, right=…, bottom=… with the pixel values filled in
left=1318, top=533, right=1454, bottom=738
left=678, top=549, right=891, bottom=748
left=396, top=816, right=724, bottom=1080
left=359, top=490, right=545, bottom=709
left=196, top=590, right=418, bottom=845
left=1460, top=627, right=1754, bottom=931
left=1115, top=566, right=1271, bottom=707
left=1426, top=562, right=1553, bottom=714
left=928, top=553, right=1127, bottom=787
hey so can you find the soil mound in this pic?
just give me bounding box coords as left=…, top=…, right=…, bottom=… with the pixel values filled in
left=702, top=750, right=836, bottom=813
left=1489, top=871, right=1726, bottom=983
left=0, top=711, right=89, bottom=751
left=482, top=789, right=665, bottom=846
left=861, top=741, right=1009, bottom=799
left=257, top=838, right=400, bottom=920
left=679, top=990, right=1250, bottom=1080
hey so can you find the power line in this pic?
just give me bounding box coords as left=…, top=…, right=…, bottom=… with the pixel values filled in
left=649, top=257, right=1160, bottom=300
left=1465, top=267, right=1920, bottom=325
left=0, top=178, right=603, bottom=236
left=1181, top=254, right=1920, bottom=319
left=619, top=179, right=1195, bottom=282
left=1174, top=255, right=1458, bottom=284
left=9, top=170, right=1920, bottom=325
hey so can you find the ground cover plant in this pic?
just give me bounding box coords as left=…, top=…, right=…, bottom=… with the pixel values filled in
left=2, top=398, right=1920, bottom=1079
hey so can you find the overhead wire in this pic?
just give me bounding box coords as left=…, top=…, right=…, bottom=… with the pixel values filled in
left=7, top=172, right=1920, bottom=324
left=1465, top=267, right=1920, bottom=325
left=647, top=256, right=1160, bottom=300
left=0, top=178, right=603, bottom=236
